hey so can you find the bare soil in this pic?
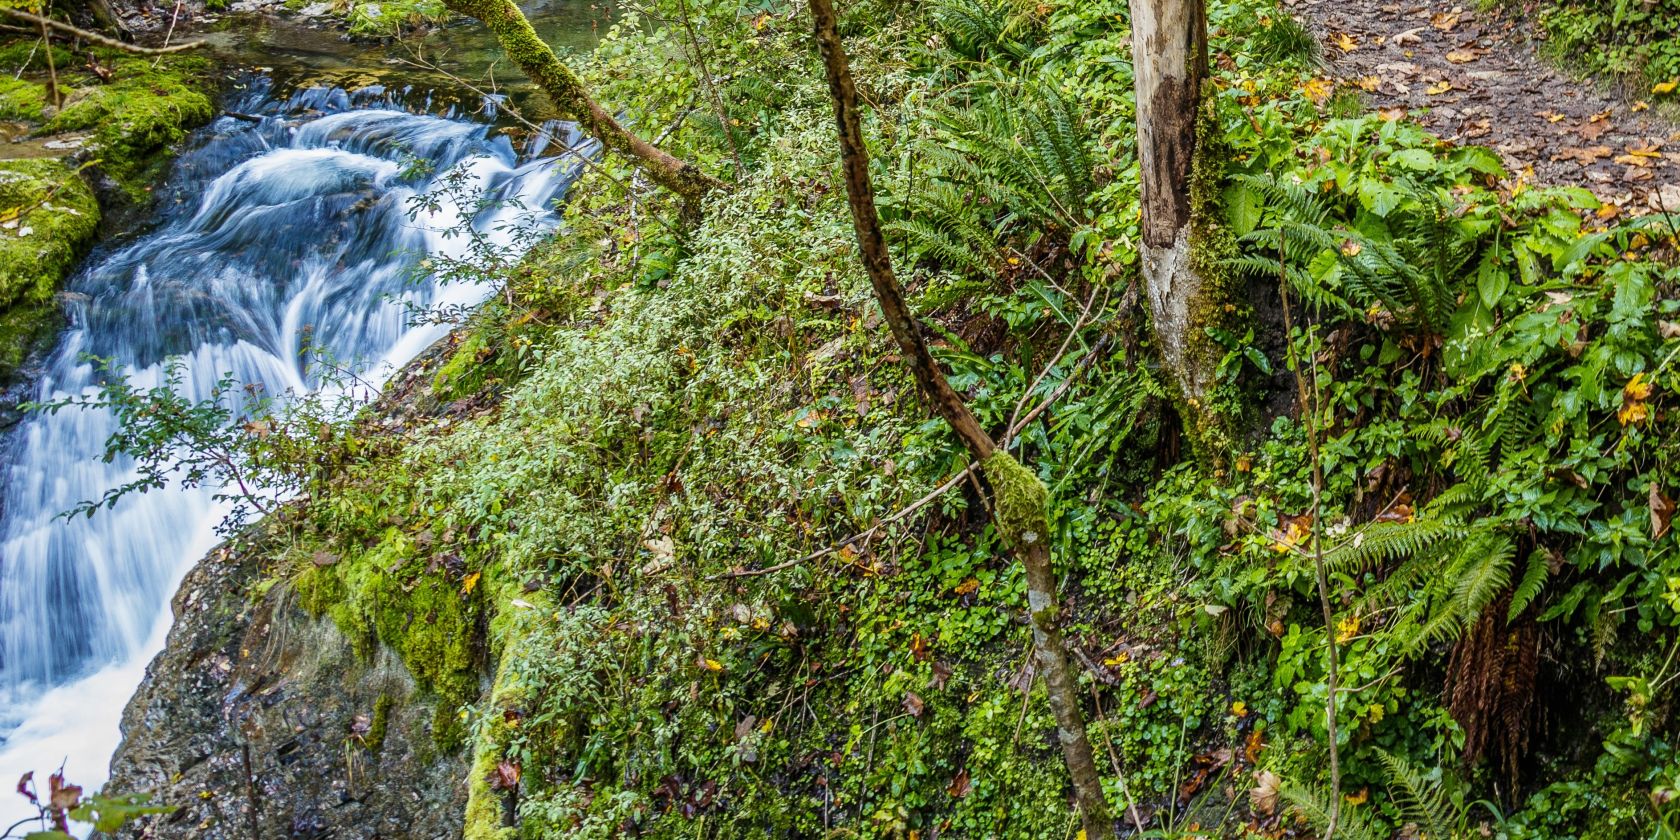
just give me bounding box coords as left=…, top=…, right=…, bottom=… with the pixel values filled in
left=1288, top=0, right=1680, bottom=215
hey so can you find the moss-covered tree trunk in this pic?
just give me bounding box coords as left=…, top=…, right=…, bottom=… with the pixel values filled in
left=809, top=1, right=1114, bottom=834
left=442, top=0, right=723, bottom=212
left=1129, top=0, right=1226, bottom=449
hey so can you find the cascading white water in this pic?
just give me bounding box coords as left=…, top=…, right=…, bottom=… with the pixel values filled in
left=0, top=79, right=593, bottom=823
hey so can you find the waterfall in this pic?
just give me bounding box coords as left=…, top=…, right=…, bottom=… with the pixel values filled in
left=0, top=78, right=593, bottom=819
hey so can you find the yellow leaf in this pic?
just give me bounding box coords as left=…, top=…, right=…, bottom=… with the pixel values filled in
left=1633, top=100, right=1651, bottom=112
left=701, top=658, right=724, bottom=672
left=1301, top=77, right=1332, bottom=104
left=1231, top=700, right=1248, bottom=717
left=1425, top=80, right=1453, bottom=95
left=1336, top=614, right=1360, bottom=643
left=1357, top=75, right=1381, bottom=92
left=1445, top=48, right=1479, bottom=63
left=1626, top=372, right=1654, bottom=402
left=1335, top=32, right=1357, bottom=52
left=461, top=571, right=481, bottom=595
left=1345, top=787, right=1370, bottom=805
left=1340, top=239, right=1362, bottom=256
left=1654, top=79, right=1679, bottom=95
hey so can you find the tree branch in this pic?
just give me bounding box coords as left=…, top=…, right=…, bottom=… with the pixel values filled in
left=0, top=8, right=204, bottom=54
left=442, top=0, right=725, bottom=214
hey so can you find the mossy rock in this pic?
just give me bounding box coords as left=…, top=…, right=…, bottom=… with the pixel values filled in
left=42, top=55, right=216, bottom=204
left=0, top=159, right=99, bottom=381
left=0, top=41, right=76, bottom=77
left=0, top=75, right=47, bottom=123
left=345, top=0, right=449, bottom=37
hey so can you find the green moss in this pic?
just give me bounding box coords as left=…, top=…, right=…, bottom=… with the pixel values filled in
left=345, top=0, right=449, bottom=37
left=43, top=55, right=216, bottom=204
left=365, top=693, right=396, bottom=754
left=433, top=329, right=490, bottom=397
left=0, top=41, right=76, bottom=76
left=1179, top=96, right=1248, bottom=463
left=463, top=582, right=544, bottom=840
left=0, top=159, right=99, bottom=381
left=293, top=528, right=481, bottom=748
left=0, top=75, right=47, bottom=122
left=982, top=451, right=1050, bottom=550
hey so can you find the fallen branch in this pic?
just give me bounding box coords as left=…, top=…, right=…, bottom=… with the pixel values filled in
left=0, top=8, right=205, bottom=54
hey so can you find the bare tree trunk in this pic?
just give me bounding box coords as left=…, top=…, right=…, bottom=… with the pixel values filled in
left=808, top=1, right=1114, bottom=834
left=1128, top=0, right=1223, bottom=442
left=443, top=0, right=724, bottom=212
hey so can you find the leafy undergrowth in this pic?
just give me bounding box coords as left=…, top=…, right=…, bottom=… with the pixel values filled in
left=96, top=0, right=1680, bottom=836
left=1526, top=0, right=1680, bottom=98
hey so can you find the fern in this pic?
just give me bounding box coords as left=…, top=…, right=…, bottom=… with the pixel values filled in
left=1280, top=780, right=1383, bottom=840
left=1508, top=549, right=1553, bottom=620
left=1376, top=750, right=1459, bottom=838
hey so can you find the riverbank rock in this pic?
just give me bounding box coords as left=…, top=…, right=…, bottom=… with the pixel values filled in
left=103, top=523, right=469, bottom=840
left=0, top=159, right=98, bottom=392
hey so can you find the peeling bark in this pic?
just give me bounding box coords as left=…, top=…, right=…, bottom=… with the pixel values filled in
left=443, top=0, right=724, bottom=212
left=809, top=1, right=1114, bottom=834
left=1129, top=0, right=1222, bottom=427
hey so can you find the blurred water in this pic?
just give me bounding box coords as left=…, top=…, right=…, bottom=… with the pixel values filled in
left=0, top=78, right=593, bottom=823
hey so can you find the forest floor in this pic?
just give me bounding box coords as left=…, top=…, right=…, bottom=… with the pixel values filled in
left=1290, top=0, right=1680, bottom=216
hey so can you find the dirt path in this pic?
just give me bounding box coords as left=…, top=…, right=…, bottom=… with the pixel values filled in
left=1287, top=0, right=1680, bottom=215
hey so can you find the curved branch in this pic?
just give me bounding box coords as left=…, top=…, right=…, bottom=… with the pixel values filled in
left=0, top=8, right=204, bottom=54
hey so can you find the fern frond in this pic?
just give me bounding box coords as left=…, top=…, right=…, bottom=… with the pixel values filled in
left=1280, top=781, right=1383, bottom=840
left=1376, top=749, right=1457, bottom=837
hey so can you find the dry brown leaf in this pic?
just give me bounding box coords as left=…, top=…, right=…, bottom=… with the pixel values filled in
left=1553, top=146, right=1612, bottom=164
left=1250, top=770, right=1281, bottom=816
left=1377, top=106, right=1408, bottom=121
left=1445, top=48, right=1480, bottom=63
left=1431, top=11, right=1460, bottom=30
left=1652, top=483, right=1675, bottom=540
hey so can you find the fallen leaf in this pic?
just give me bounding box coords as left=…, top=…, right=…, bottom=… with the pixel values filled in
left=461, top=571, right=482, bottom=595
left=1445, top=48, right=1480, bottom=63
left=953, top=578, right=980, bottom=596
left=1554, top=146, right=1612, bottom=164
left=1302, top=77, right=1333, bottom=104
left=1250, top=770, right=1281, bottom=816
left=1651, top=483, right=1675, bottom=539
left=947, top=768, right=972, bottom=798
left=931, top=660, right=953, bottom=689
left=311, top=550, right=339, bottom=567
left=1377, top=106, right=1408, bottom=121
left=903, top=691, right=925, bottom=718
left=1431, top=11, right=1460, bottom=30
left=1426, top=80, right=1454, bottom=95
left=1357, top=75, right=1382, bottom=92
left=1334, top=32, right=1358, bottom=52
left=1655, top=79, right=1679, bottom=95
left=488, top=760, right=521, bottom=791
left=1539, top=110, right=1567, bottom=123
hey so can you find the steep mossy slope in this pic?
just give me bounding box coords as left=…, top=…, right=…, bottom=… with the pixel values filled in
left=0, top=159, right=98, bottom=382
left=100, top=0, right=1680, bottom=837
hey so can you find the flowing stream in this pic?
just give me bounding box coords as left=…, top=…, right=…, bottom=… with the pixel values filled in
left=0, top=60, right=597, bottom=821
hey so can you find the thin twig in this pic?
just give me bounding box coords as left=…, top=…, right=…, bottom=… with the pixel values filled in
left=1279, top=236, right=1342, bottom=838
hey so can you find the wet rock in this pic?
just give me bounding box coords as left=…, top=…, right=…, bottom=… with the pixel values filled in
left=103, top=528, right=468, bottom=839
